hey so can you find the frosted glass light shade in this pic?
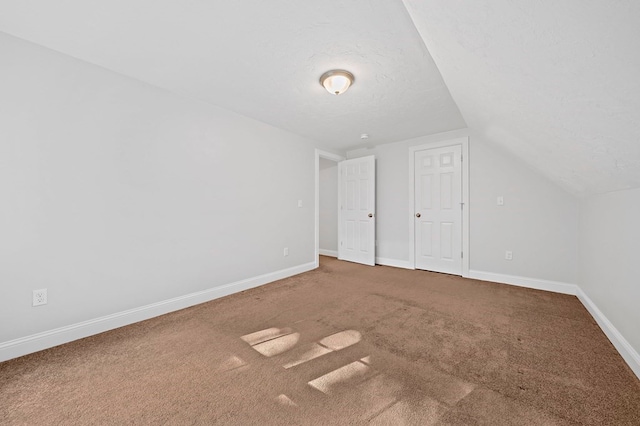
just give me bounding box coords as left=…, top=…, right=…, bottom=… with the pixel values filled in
left=320, top=70, right=354, bottom=95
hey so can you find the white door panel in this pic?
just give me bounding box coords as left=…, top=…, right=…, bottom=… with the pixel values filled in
left=338, top=156, right=375, bottom=266
left=415, top=146, right=462, bottom=274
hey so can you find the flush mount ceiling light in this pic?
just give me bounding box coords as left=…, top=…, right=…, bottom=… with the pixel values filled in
left=319, top=70, right=354, bottom=95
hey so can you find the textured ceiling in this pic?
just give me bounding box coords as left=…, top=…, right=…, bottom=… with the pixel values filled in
left=2, top=1, right=638, bottom=195
left=403, top=0, right=640, bottom=196
left=0, top=0, right=465, bottom=152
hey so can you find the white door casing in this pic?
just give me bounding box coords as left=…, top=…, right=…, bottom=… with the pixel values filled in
left=338, top=156, right=375, bottom=266
left=414, top=145, right=462, bottom=274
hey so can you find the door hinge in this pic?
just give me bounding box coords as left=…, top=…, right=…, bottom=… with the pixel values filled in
left=461, top=251, right=464, bottom=258
left=461, top=155, right=463, bottom=162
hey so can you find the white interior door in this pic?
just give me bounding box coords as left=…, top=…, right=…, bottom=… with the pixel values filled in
left=338, top=156, right=375, bottom=266
left=414, top=145, right=462, bottom=274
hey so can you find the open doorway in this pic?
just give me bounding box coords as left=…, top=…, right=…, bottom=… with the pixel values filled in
left=319, top=157, right=339, bottom=258
left=314, top=149, right=344, bottom=267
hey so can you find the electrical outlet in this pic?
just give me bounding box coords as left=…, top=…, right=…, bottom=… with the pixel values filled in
left=33, top=289, right=47, bottom=306
left=505, top=251, right=513, bottom=260
left=497, top=196, right=504, bottom=206
left=284, top=247, right=289, bottom=257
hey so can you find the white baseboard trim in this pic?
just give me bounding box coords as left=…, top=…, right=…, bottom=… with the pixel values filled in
left=468, top=270, right=577, bottom=295
left=376, top=257, right=414, bottom=270
left=0, top=261, right=317, bottom=363
left=576, top=287, right=640, bottom=380
left=318, top=249, right=338, bottom=258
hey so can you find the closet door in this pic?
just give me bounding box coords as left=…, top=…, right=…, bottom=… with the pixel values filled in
left=414, top=145, right=462, bottom=274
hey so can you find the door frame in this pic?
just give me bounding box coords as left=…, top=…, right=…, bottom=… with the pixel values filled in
left=315, top=149, right=345, bottom=268
left=408, top=137, right=470, bottom=276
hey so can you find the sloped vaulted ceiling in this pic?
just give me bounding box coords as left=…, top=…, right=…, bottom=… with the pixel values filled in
left=1, top=1, right=638, bottom=196
left=403, top=0, right=640, bottom=196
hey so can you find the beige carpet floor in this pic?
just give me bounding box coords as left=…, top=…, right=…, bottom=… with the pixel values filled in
left=1, top=256, right=639, bottom=425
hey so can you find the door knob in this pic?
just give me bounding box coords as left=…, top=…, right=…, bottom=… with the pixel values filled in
left=368, top=213, right=373, bottom=218
left=415, top=213, right=421, bottom=218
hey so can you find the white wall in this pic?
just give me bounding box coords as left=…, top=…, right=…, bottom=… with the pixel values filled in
left=469, top=134, right=579, bottom=284
left=347, top=130, right=578, bottom=284
left=579, top=188, right=640, bottom=356
left=0, top=33, right=317, bottom=345
left=319, top=158, right=338, bottom=254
